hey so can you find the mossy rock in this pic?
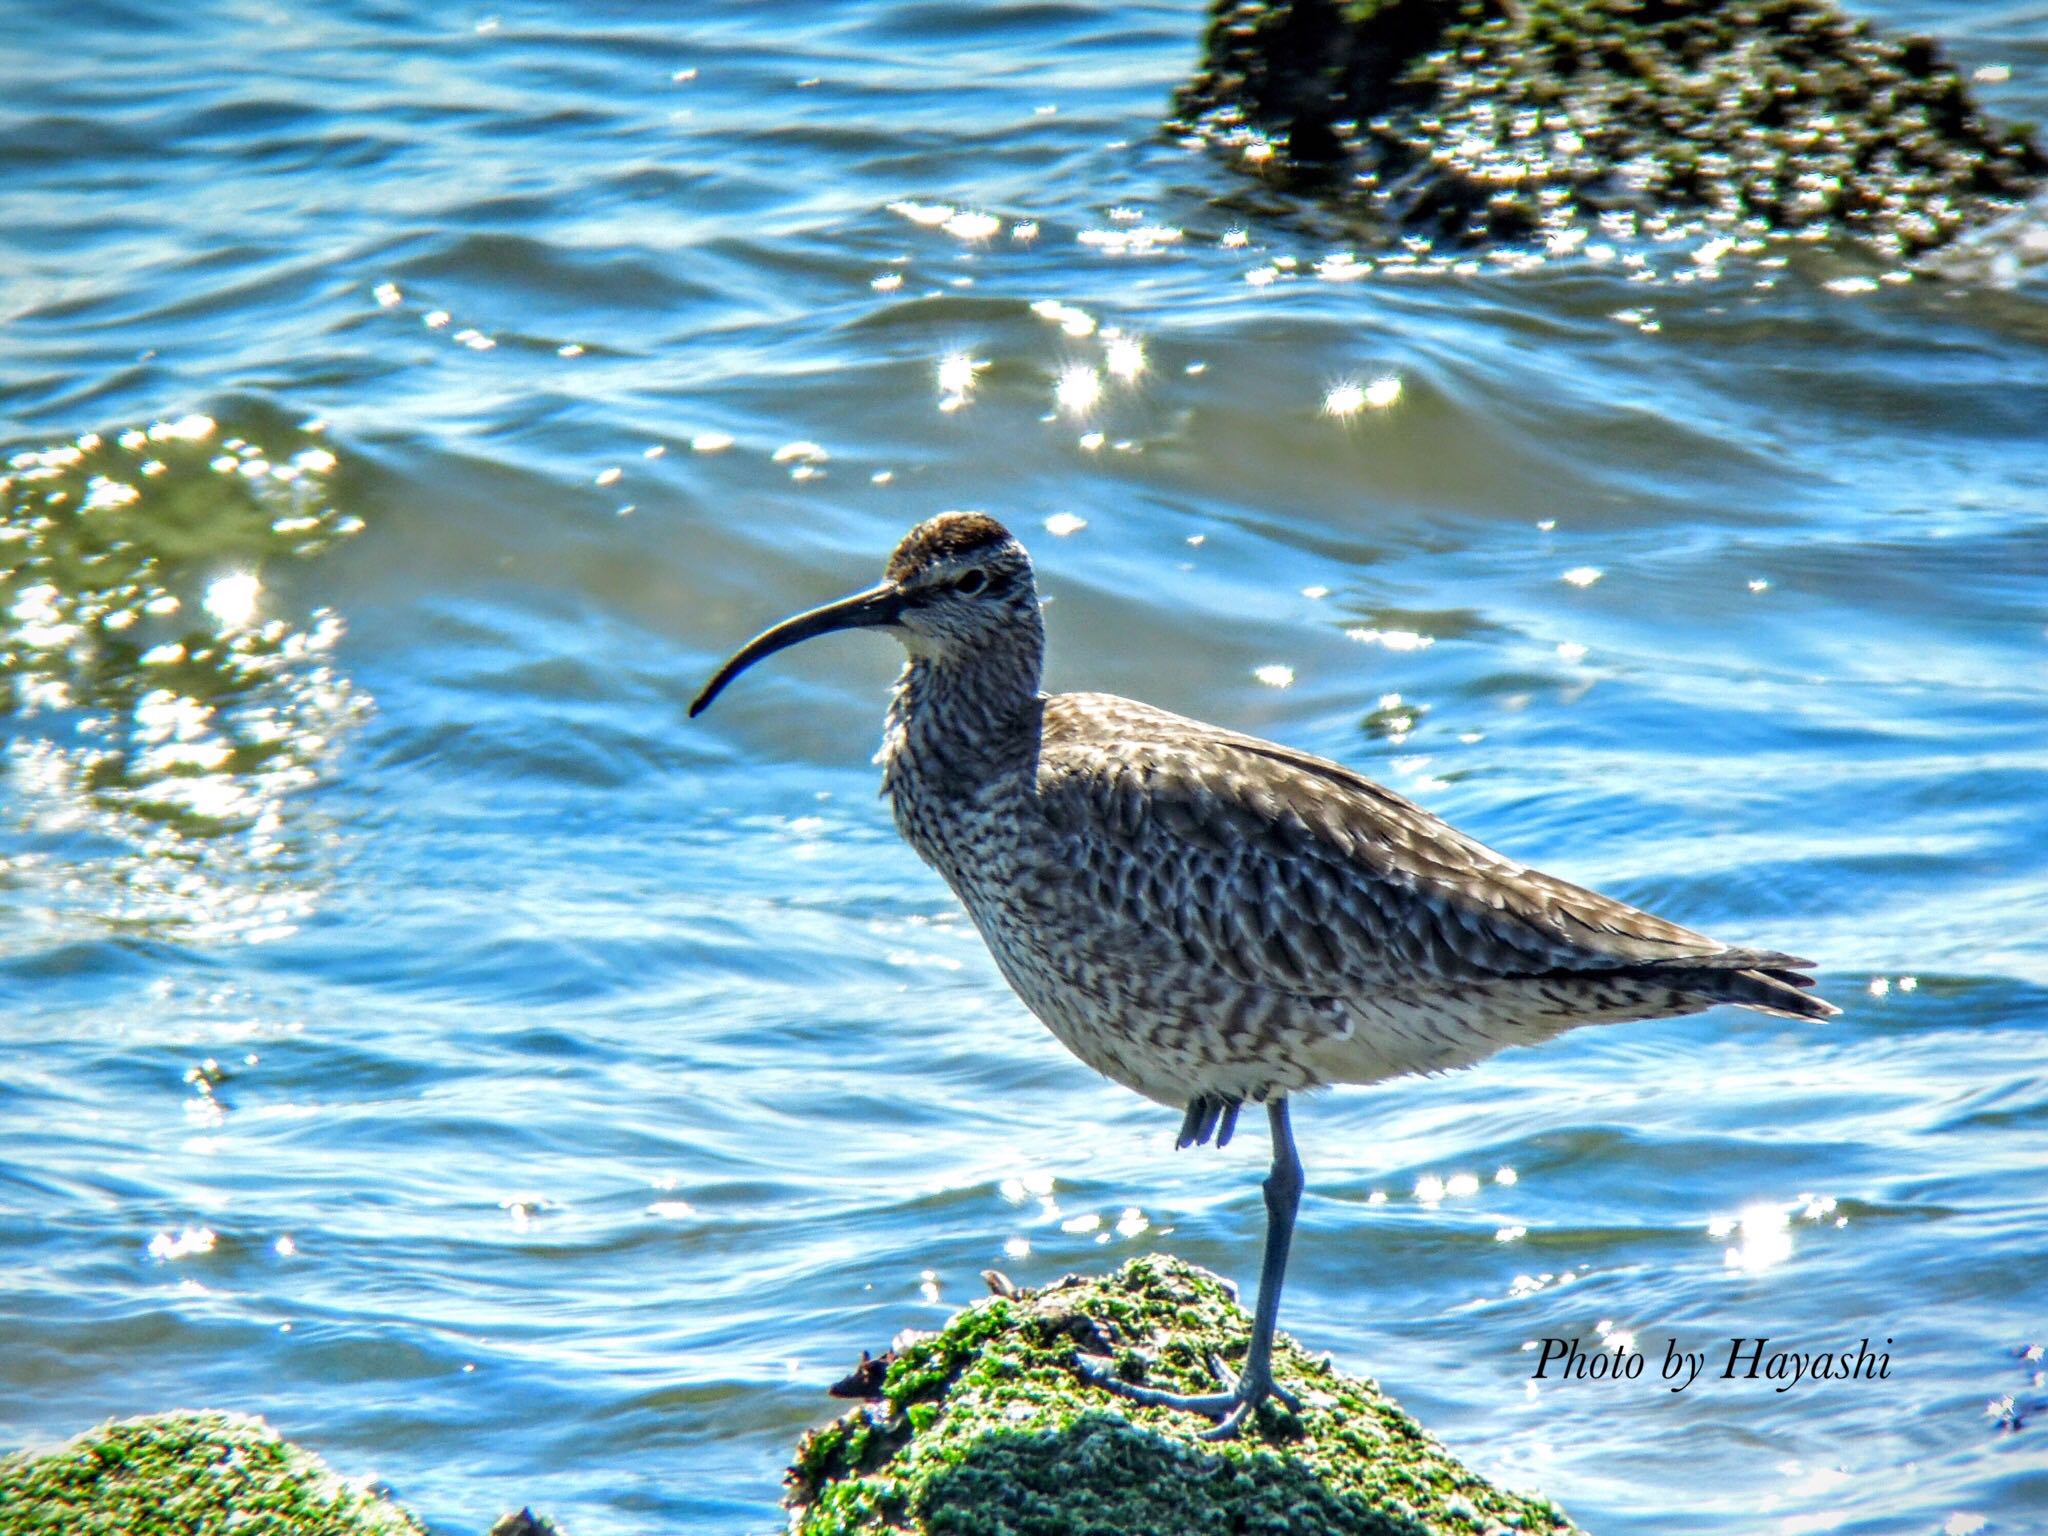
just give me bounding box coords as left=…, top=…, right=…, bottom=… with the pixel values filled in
left=1177, top=0, right=2046, bottom=256
left=0, top=1412, right=428, bottom=1536
left=787, top=1256, right=1582, bottom=1536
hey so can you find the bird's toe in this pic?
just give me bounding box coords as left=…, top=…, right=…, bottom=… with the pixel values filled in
left=1196, top=1398, right=1257, bottom=1441
left=1078, top=1348, right=1296, bottom=1434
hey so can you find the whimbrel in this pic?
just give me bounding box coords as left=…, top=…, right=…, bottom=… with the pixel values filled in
left=691, top=512, right=1837, bottom=1438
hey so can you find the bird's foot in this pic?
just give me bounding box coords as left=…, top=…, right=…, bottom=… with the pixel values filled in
left=1076, top=1351, right=1300, bottom=1440
left=1176, top=1094, right=1242, bottom=1150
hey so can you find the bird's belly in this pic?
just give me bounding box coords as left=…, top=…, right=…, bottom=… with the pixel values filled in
left=952, top=879, right=1349, bottom=1106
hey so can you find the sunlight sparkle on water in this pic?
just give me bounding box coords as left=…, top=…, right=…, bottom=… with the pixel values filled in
left=1103, top=334, right=1145, bottom=380
left=1325, top=377, right=1401, bottom=416
left=937, top=353, right=984, bottom=397
left=999, top=1171, right=1055, bottom=1204
left=1077, top=225, right=1182, bottom=255
left=1044, top=513, right=1087, bottom=537
left=1055, top=366, right=1102, bottom=415
left=148, top=414, right=216, bottom=443
left=203, top=572, right=261, bottom=628
left=1348, top=627, right=1434, bottom=652
left=942, top=210, right=1000, bottom=241
left=1718, top=1202, right=1794, bottom=1273
left=888, top=200, right=954, bottom=227
left=148, top=1227, right=216, bottom=1261
left=1030, top=299, right=1095, bottom=338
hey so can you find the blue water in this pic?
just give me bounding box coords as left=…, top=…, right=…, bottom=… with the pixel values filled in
left=4, top=2, right=2047, bottom=1532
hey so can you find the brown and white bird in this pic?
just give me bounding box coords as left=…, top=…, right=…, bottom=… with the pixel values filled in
left=691, top=511, right=1836, bottom=1438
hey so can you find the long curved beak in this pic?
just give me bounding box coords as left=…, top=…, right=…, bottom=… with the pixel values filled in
left=689, top=581, right=906, bottom=717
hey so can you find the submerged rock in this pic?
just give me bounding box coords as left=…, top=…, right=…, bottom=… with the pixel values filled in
left=788, top=1255, right=1582, bottom=1536
left=1176, top=0, right=2046, bottom=256
left=0, top=1411, right=427, bottom=1536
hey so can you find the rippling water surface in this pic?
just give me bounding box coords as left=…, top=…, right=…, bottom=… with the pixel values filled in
left=5, top=2, right=2048, bottom=1532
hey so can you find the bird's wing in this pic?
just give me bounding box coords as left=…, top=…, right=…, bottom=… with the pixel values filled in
left=1035, top=692, right=1782, bottom=996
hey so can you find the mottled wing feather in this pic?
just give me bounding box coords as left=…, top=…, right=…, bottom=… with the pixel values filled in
left=1036, top=692, right=1794, bottom=998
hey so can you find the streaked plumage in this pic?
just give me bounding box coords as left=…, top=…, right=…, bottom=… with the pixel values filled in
left=693, top=510, right=1836, bottom=1437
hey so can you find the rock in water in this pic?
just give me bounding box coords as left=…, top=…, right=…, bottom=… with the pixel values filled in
left=489, top=1509, right=568, bottom=1536
left=0, top=1412, right=428, bottom=1536
left=1176, top=0, right=2045, bottom=256
left=787, top=1256, right=1585, bottom=1536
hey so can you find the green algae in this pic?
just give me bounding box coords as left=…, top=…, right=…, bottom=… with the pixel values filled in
left=787, top=1256, right=1583, bottom=1536
left=1177, top=0, right=2045, bottom=256
left=0, top=1412, right=427, bottom=1536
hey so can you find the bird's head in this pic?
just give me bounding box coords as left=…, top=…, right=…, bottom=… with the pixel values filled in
left=689, top=512, right=1037, bottom=717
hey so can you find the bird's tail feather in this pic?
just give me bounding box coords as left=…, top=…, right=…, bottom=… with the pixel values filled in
left=1688, top=960, right=1840, bottom=1020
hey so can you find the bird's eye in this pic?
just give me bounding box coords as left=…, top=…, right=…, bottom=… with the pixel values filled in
left=955, top=568, right=988, bottom=595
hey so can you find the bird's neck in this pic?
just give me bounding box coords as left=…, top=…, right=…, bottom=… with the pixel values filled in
left=881, top=636, right=1043, bottom=802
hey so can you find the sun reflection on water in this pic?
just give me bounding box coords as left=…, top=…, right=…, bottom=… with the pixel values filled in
left=1054, top=365, right=1102, bottom=416
left=1710, top=1194, right=1845, bottom=1275
left=1, top=417, right=367, bottom=946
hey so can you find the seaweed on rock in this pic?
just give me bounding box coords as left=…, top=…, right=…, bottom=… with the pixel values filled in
left=788, top=1255, right=1583, bottom=1536
left=1177, top=0, right=2046, bottom=255
left=0, top=1412, right=427, bottom=1536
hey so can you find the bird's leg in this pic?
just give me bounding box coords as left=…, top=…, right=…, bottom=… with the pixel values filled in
left=1079, top=1098, right=1304, bottom=1438
left=1213, top=1097, right=1305, bottom=1429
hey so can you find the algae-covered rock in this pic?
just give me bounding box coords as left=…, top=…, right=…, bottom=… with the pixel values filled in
left=0, top=1412, right=427, bottom=1536
left=788, top=1256, right=1582, bottom=1536
left=1177, top=0, right=2045, bottom=256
